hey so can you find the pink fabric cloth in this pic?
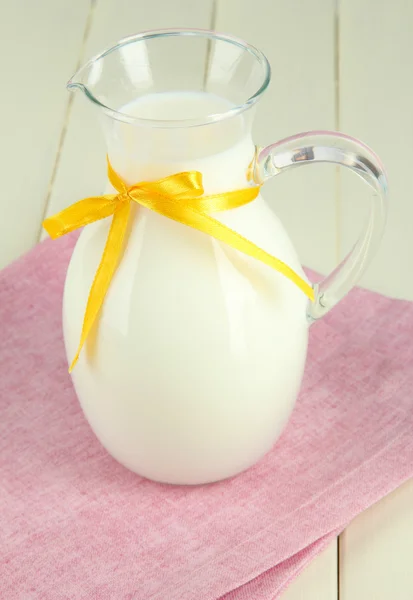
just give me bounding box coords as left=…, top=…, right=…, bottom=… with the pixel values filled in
left=1, top=235, right=413, bottom=600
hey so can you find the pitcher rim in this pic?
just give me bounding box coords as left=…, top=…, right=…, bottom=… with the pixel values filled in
left=67, top=28, right=271, bottom=128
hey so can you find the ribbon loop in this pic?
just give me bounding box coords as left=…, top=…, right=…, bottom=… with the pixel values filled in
left=43, top=195, right=118, bottom=239
left=131, top=171, right=205, bottom=201
left=43, top=159, right=314, bottom=371
left=107, top=157, right=128, bottom=193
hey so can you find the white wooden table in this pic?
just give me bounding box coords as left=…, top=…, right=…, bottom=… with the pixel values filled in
left=2, top=1, right=413, bottom=597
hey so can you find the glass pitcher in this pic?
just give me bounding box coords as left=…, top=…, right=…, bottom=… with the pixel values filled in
left=58, top=29, right=387, bottom=484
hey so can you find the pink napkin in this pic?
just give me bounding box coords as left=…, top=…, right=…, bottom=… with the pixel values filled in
left=1, top=235, right=413, bottom=600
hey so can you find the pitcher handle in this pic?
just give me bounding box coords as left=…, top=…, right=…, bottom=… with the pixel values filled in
left=254, top=131, right=388, bottom=321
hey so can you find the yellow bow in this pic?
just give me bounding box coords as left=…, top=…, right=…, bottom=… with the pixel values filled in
left=43, top=158, right=314, bottom=371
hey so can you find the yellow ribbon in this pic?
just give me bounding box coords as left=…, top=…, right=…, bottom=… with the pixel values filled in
left=43, top=158, right=314, bottom=371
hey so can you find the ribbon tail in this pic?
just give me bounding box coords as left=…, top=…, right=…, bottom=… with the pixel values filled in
left=194, top=188, right=261, bottom=214
left=69, top=200, right=131, bottom=371
left=150, top=200, right=314, bottom=301
left=194, top=210, right=314, bottom=300
left=43, top=195, right=118, bottom=239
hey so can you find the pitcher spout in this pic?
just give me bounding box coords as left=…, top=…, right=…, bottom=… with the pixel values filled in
left=67, top=58, right=103, bottom=102
left=64, top=29, right=270, bottom=129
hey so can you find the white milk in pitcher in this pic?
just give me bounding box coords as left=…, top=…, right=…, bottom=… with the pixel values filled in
left=123, top=90, right=236, bottom=121
left=109, top=91, right=256, bottom=191
left=65, top=90, right=309, bottom=484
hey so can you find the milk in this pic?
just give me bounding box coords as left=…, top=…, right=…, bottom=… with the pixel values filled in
left=123, top=90, right=237, bottom=121
left=63, top=91, right=309, bottom=484
left=107, top=91, right=256, bottom=190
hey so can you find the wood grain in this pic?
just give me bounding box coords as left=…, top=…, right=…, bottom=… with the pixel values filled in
left=0, top=0, right=91, bottom=267
left=339, top=0, right=413, bottom=300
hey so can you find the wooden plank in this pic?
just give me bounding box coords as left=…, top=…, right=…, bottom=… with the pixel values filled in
left=43, top=0, right=215, bottom=228
left=340, top=479, right=413, bottom=600
left=338, top=0, right=413, bottom=299
left=339, top=5, right=413, bottom=595
left=215, top=0, right=338, bottom=276
left=0, top=0, right=91, bottom=268
left=283, top=541, right=338, bottom=600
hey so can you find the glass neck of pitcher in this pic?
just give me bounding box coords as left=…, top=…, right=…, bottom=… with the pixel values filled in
left=68, top=29, right=270, bottom=183
left=101, top=100, right=256, bottom=185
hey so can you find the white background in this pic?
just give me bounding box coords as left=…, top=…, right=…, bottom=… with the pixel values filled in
left=2, top=1, right=413, bottom=597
